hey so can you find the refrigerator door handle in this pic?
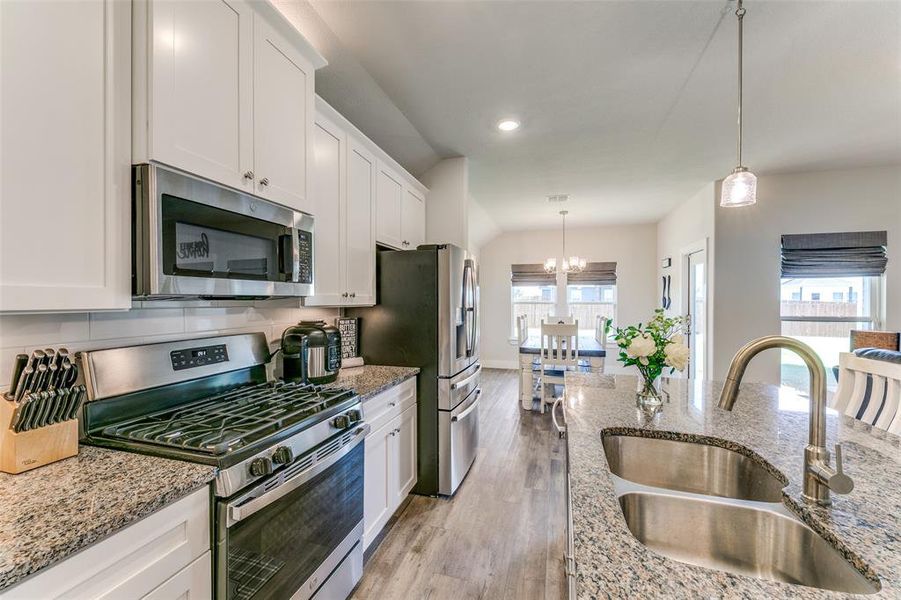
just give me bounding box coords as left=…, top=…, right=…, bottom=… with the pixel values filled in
left=463, top=261, right=476, bottom=356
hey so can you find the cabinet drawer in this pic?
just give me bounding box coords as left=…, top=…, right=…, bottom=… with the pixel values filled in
left=364, top=377, right=416, bottom=434
left=2, top=487, right=210, bottom=599
left=142, top=552, right=211, bottom=600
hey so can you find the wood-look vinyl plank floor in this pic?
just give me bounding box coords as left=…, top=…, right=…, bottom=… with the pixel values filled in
left=351, top=369, right=565, bottom=600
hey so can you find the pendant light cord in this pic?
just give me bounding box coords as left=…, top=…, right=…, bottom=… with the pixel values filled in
left=736, top=0, right=746, bottom=167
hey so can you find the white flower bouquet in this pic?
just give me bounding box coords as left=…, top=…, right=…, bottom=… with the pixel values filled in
left=614, top=310, right=689, bottom=403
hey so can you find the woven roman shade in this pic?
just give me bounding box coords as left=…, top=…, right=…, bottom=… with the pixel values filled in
left=511, top=264, right=556, bottom=286
left=566, top=262, right=617, bottom=285
left=781, top=231, right=887, bottom=278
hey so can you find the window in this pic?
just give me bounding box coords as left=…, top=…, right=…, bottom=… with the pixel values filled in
left=566, top=284, right=616, bottom=332
left=780, top=276, right=882, bottom=391
left=512, top=284, right=557, bottom=332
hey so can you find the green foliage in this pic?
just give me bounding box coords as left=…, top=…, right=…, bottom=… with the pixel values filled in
left=614, top=309, right=688, bottom=382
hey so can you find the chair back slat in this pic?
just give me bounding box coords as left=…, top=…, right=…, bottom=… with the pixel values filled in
left=540, top=321, right=580, bottom=368
left=832, top=352, right=901, bottom=433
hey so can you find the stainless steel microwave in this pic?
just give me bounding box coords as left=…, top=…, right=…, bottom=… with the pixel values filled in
left=133, top=164, right=314, bottom=299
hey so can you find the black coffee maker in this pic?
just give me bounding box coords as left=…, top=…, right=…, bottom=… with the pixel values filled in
left=280, top=321, right=342, bottom=384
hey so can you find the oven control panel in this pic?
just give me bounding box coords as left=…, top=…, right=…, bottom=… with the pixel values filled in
left=170, top=344, right=229, bottom=371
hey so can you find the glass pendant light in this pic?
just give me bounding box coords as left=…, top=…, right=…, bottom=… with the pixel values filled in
left=721, top=0, right=758, bottom=208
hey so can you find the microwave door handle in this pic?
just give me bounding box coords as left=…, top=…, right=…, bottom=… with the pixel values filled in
left=278, top=229, right=300, bottom=282
left=226, top=424, right=370, bottom=527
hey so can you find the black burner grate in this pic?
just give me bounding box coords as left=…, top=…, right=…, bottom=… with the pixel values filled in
left=100, top=381, right=354, bottom=454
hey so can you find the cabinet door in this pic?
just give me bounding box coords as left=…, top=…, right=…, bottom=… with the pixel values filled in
left=0, top=0, right=131, bottom=312
left=142, top=552, right=211, bottom=600
left=376, top=163, right=404, bottom=249
left=149, top=0, right=253, bottom=192
left=363, top=420, right=393, bottom=549
left=305, top=114, right=345, bottom=306
left=401, top=187, right=426, bottom=249
left=253, top=15, right=314, bottom=212
left=345, top=137, right=377, bottom=306
left=391, top=403, right=418, bottom=505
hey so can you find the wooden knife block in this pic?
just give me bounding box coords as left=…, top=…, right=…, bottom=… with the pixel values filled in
left=0, top=399, right=78, bottom=474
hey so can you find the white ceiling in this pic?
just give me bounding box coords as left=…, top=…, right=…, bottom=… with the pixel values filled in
left=309, top=1, right=901, bottom=231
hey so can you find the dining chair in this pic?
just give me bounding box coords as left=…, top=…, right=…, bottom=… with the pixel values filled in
left=832, top=351, right=901, bottom=434
left=594, top=315, right=609, bottom=344
left=538, top=321, right=579, bottom=414
left=547, top=315, right=574, bottom=325
left=517, top=315, right=529, bottom=344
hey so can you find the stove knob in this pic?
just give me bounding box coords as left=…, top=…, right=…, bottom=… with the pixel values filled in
left=249, top=457, right=273, bottom=477
left=347, top=409, right=362, bottom=424
left=272, top=446, right=294, bottom=465
left=332, top=414, right=351, bottom=429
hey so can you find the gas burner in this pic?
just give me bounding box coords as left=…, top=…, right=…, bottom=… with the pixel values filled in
left=101, top=381, right=355, bottom=455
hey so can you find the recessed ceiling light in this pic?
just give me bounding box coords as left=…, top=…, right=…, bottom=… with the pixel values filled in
left=497, top=119, right=520, bottom=132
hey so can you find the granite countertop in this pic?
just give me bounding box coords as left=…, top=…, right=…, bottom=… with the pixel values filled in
left=564, top=372, right=900, bottom=599
left=329, top=364, right=419, bottom=401
left=0, top=446, right=216, bottom=591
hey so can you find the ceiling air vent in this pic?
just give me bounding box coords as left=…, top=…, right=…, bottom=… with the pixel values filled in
left=547, top=194, right=569, bottom=204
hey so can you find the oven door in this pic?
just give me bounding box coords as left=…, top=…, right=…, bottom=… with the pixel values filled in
left=217, top=424, right=368, bottom=600
left=134, top=163, right=314, bottom=298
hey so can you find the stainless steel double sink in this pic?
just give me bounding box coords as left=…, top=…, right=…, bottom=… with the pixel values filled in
left=601, top=433, right=880, bottom=594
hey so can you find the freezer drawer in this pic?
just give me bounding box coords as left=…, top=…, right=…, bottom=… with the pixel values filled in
left=438, top=385, right=481, bottom=496
left=438, top=361, right=481, bottom=411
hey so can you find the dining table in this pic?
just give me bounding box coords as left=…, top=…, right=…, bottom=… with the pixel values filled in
left=518, top=331, right=607, bottom=410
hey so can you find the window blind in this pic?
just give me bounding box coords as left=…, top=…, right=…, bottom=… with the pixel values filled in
left=510, top=264, right=556, bottom=286
left=781, top=231, right=887, bottom=278
left=566, top=262, right=617, bottom=285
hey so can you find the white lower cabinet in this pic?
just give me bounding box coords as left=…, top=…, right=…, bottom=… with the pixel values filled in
left=363, top=380, right=418, bottom=549
left=2, top=487, right=211, bottom=599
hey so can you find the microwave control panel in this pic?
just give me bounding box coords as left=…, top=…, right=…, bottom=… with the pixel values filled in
left=298, top=230, right=313, bottom=284
left=171, top=344, right=229, bottom=371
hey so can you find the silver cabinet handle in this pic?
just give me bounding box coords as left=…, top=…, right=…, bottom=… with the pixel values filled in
left=342, top=292, right=349, bottom=298
left=350, top=292, right=356, bottom=298
left=260, top=177, right=270, bottom=186
left=552, top=397, right=566, bottom=438
left=243, top=171, right=254, bottom=180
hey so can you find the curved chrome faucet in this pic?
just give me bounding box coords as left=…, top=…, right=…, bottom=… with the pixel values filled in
left=718, top=335, right=854, bottom=506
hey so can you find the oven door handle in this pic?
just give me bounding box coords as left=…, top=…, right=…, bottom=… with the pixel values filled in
left=226, top=424, right=370, bottom=528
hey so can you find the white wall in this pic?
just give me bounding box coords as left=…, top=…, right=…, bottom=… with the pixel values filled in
left=0, top=305, right=337, bottom=392
left=656, top=182, right=716, bottom=377
left=712, top=164, right=901, bottom=384
left=478, top=223, right=657, bottom=368
left=468, top=197, right=500, bottom=259
left=421, top=157, right=469, bottom=249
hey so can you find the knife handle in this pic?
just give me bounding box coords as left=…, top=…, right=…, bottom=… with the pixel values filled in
left=7, top=354, right=28, bottom=399
left=14, top=367, right=34, bottom=402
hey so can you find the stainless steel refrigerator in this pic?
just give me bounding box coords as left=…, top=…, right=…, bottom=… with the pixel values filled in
left=347, top=244, right=480, bottom=496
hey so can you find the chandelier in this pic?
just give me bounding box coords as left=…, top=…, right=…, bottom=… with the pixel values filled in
left=544, top=210, right=586, bottom=274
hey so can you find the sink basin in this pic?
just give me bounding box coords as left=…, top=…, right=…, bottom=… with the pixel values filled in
left=602, top=434, right=786, bottom=502
left=617, top=492, right=879, bottom=594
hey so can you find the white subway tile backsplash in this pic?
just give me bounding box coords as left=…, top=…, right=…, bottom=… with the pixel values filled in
left=0, top=305, right=337, bottom=383
left=0, top=313, right=90, bottom=348
left=89, top=308, right=185, bottom=340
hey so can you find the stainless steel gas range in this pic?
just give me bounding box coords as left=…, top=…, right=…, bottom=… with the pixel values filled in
left=78, top=333, right=366, bottom=600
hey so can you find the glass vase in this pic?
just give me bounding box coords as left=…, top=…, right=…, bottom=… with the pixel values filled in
left=636, top=375, right=664, bottom=408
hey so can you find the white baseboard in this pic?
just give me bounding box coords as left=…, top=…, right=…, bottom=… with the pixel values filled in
left=481, top=359, right=519, bottom=370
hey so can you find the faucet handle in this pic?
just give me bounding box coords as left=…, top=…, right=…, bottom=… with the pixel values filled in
left=830, top=444, right=854, bottom=495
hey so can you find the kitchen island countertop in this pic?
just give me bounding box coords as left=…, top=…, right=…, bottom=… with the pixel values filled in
left=0, top=446, right=216, bottom=591
left=565, top=372, right=900, bottom=598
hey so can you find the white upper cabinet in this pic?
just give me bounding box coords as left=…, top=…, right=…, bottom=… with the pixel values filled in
left=138, top=0, right=254, bottom=193
left=308, top=113, right=346, bottom=306
left=252, top=16, right=314, bottom=212
left=134, top=0, right=325, bottom=213
left=0, top=0, right=131, bottom=312
left=306, top=101, right=376, bottom=307
left=402, top=187, right=426, bottom=250
left=376, top=163, right=404, bottom=249
left=345, top=138, right=377, bottom=305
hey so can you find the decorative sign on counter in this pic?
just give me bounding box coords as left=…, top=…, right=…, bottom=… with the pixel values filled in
left=337, top=318, right=360, bottom=359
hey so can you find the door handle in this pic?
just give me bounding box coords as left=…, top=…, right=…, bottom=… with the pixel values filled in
left=452, top=388, right=481, bottom=422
